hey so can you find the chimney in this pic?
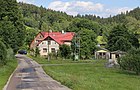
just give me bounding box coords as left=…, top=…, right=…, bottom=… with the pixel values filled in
left=49, top=29, right=52, bottom=33
left=61, top=30, right=65, bottom=34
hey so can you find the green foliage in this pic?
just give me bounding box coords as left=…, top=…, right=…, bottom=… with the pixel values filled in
left=80, top=29, right=97, bottom=59
left=6, top=48, right=14, bottom=60
left=67, top=18, right=100, bottom=34
left=0, top=0, right=26, bottom=53
left=59, top=44, right=71, bottom=59
left=25, top=26, right=39, bottom=47
left=71, top=29, right=97, bottom=59
left=35, top=47, right=40, bottom=57
left=107, top=24, right=139, bottom=51
left=118, top=47, right=140, bottom=75
left=19, top=3, right=72, bottom=32
left=0, top=40, right=7, bottom=65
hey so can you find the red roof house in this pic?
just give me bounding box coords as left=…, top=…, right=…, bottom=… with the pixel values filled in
left=30, top=31, right=75, bottom=56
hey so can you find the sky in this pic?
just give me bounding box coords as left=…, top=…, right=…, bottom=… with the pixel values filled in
left=17, top=0, right=140, bottom=17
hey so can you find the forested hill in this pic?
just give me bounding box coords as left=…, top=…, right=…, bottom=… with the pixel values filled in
left=19, top=3, right=140, bottom=32
left=19, top=2, right=73, bottom=31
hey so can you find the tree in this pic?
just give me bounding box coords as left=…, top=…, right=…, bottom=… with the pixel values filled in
left=107, top=24, right=139, bottom=51
left=0, top=0, right=26, bottom=53
left=67, top=18, right=101, bottom=35
left=80, top=29, right=97, bottom=59
left=124, top=16, right=140, bottom=34
left=59, top=44, right=71, bottom=59
left=0, top=40, right=7, bottom=65
left=71, top=28, right=97, bottom=59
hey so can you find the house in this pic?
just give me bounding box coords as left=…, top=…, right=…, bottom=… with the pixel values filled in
left=30, top=31, right=75, bottom=56
left=95, top=49, right=110, bottom=59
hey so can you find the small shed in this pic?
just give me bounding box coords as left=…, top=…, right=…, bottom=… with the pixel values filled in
left=95, top=49, right=110, bottom=59
left=110, top=50, right=126, bottom=63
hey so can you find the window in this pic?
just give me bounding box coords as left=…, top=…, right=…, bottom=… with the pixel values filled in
left=43, top=48, right=47, bottom=53
left=51, top=48, right=56, bottom=53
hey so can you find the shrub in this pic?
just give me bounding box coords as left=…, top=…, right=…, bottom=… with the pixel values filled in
left=59, top=44, right=71, bottom=59
left=0, top=41, right=7, bottom=65
left=35, top=47, right=40, bottom=57
left=118, top=48, right=140, bottom=75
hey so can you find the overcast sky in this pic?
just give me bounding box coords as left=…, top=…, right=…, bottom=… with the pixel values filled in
left=17, top=0, right=140, bottom=17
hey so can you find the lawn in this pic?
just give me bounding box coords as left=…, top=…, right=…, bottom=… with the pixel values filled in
left=0, top=59, right=17, bottom=90
left=33, top=57, right=140, bottom=90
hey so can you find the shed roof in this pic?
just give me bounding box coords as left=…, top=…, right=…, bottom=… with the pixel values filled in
left=96, top=50, right=109, bottom=53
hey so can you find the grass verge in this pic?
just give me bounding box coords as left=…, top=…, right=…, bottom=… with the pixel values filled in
left=0, top=59, right=17, bottom=90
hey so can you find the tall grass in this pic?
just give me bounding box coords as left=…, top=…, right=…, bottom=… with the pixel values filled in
left=0, top=59, right=17, bottom=90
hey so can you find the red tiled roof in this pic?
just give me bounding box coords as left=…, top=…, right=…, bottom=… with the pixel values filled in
left=37, top=32, right=75, bottom=45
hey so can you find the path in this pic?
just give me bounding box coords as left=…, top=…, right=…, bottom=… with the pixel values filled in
left=4, top=54, right=70, bottom=90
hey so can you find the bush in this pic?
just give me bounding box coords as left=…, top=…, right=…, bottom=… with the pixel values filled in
left=6, top=48, right=14, bottom=60
left=118, top=48, right=140, bottom=75
left=59, top=44, right=71, bottom=59
left=0, top=41, right=7, bottom=65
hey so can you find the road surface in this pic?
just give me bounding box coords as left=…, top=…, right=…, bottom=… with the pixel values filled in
left=4, top=54, right=70, bottom=90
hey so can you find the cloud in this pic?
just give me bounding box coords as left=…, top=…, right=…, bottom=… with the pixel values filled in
left=17, top=0, right=35, bottom=4
left=48, top=1, right=104, bottom=16
left=48, top=1, right=134, bottom=17
left=106, top=7, right=132, bottom=15
left=17, top=0, right=133, bottom=18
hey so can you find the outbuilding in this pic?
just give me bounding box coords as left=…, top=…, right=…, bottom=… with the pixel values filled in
left=95, top=49, right=110, bottom=59
left=110, top=50, right=126, bottom=64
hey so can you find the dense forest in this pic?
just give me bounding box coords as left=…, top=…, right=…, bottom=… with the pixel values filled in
left=0, top=0, right=140, bottom=65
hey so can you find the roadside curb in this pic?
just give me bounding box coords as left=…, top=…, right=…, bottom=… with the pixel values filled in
left=3, top=64, right=18, bottom=90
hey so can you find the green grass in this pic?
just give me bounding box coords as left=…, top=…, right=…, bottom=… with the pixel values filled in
left=32, top=56, right=95, bottom=64
left=0, top=59, right=17, bottom=90
left=37, top=59, right=140, bottom=90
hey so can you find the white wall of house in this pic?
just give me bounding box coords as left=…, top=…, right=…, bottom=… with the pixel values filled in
left=38, top=40, right=59, bottom=56
left=64, top=42, right=71, bottom=46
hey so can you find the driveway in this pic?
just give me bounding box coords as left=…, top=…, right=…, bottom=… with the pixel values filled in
left=4, top=54, right=70, bottom=90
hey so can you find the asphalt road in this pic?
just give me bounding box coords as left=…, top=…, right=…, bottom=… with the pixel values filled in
left=4, top=54, right=70, bottom=90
